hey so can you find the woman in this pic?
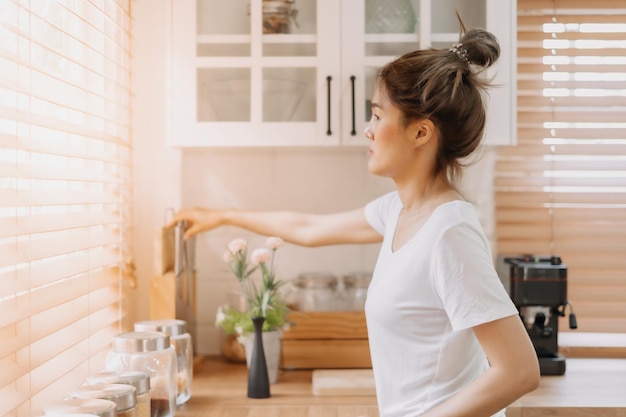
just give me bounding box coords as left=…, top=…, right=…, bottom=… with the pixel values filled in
left=170, top=17, right=540, bottom=417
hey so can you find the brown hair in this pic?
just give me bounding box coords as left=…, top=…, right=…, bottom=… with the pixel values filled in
left=377, top=14, right=500, bottom=183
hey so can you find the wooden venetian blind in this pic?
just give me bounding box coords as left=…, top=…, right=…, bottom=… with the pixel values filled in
left=0, top=0, right=133, bottom=413
left=496, top=0, right=626, bottom=333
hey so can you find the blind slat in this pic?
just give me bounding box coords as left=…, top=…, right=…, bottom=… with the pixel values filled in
left=518, top=95, right=626, bottom=108
left=0, top=133, right=127, bottom=164
left=30, top=339, right=90, bottom=395
left=495, top=160, right=626, bottom=173
left=0, top=0, right=132, bottom=413
left=500, top=0, right=626, bottom=337
left=0, top=212, right=121, bottom=239
left=496, top=192, right=626, bottom=205
left=502, top=0, right=626, bottom=332
left=0, top=105, right=130, bottom=146
left=0, top=229, right=122, bottom=267
left=496, top=207, right=626, bottom=221
left=569, top=287, right=626, bottom=303
left=517, top=127, right=626, bottom=140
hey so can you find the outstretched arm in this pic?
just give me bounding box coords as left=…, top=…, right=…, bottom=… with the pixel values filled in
left=168, top=206, right=383, bottom=247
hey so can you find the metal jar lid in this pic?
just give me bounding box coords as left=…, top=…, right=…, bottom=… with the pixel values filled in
left=343, top=272, right=372, bottom=288
left=263, top=1, right=295, bottom=13
left=44, top=414, right=108, bottom=417
left=43, top=398, right=117, bottom=417
left=134, top=319, right=187, bottom=336
left=68, top=383, right=136, bottom=412
left=293, top=272, right=338, bottom=289
left=86, top=370, right=150, bottom=395
left=112, top=331, right=170, bottom=353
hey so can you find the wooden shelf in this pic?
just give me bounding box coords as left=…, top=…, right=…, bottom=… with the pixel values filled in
left=282, top=311, right=371, bottom=369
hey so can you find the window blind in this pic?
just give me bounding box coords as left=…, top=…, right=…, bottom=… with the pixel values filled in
left=496, top=0, right=626, bottom=333
left=0, top=0, right=133, bottom=414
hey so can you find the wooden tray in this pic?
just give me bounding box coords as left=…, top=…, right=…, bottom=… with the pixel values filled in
left=281, top=311, right=371, bottom=369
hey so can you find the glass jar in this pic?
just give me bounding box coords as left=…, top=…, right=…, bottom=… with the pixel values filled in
left=134, top=319, right=193, bottom=405
left=291, top=272, right=338, bottom=311
left=85, top=371, right=151, bottom=417
left=105, top=332, right=176, bottom=417
left=43, top=398, right=117, bottom=417
left=262, top=0, right=298, bottom=34
left=68, top=384, right=136, bottom=417
left=343, top=272, right=372, bottom=310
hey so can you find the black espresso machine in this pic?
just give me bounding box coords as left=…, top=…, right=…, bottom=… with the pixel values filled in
left=496, top=255, right=577, bottom=375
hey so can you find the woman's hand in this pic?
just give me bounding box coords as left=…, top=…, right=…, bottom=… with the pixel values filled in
left=168, top=207, right=225, bottom=239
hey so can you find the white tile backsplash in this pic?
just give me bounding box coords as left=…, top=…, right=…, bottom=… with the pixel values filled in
left=181, top=147, right=389, bottom=353
left=181, top=146, right=494, bottom=354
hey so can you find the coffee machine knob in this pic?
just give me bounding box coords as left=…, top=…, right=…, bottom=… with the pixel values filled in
left=532, top=312, right=553, bottom=337
left=534, top=312, right=546, bottom=328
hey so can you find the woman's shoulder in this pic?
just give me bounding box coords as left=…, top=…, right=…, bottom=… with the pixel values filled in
left=367, top=190, right=401, bottom=209
left=364, top=191, right=402, bottom=232
left=430, top=199, right=482, bottom=231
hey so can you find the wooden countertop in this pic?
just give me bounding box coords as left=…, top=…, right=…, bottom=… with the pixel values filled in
left=176, top=356, right=626, bottom=417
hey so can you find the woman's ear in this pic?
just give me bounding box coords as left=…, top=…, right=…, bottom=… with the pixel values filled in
left=412, top=119, right=436, bottom=147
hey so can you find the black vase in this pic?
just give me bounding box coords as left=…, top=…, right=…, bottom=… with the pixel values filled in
left=247, top=316, right=271, bottom=398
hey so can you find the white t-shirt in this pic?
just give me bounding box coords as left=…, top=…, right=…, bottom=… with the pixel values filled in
left=364, top=191, right=518, bottom=417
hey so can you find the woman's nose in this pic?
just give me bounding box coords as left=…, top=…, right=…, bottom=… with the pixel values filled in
left=364, top=125, right=373, bottom=140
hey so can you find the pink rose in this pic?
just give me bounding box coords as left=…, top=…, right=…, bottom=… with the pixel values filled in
left=222, top=250, right=233, bottom=263
left=251, top=248, right=271, bottom=265
left=227, top=238, right=247, bottom=254
left=265, top=236, right=284, bottom=250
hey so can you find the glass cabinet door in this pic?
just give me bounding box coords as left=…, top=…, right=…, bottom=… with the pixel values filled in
left=341, top=0, right=420, bottom=145
left=170, top=0, right=513, bottom=147
left=429, top=0, right=485, bottom=49
left=171, top=0, right=339, bottom=146
left=341, top=0, right=514, bottom=147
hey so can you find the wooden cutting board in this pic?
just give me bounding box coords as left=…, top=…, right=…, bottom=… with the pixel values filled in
left=312, top=369, right=376, bottom=396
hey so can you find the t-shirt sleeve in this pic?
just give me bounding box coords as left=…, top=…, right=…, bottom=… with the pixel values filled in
left=364, top=191, right=397, bottom=235
left=432, top=222, right=519, bottom=331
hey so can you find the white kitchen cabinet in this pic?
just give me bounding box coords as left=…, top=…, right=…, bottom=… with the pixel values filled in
left=168, top=0, right=515, bottom=147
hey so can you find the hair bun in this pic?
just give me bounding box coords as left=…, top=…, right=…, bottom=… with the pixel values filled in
left=460, top=28, right=500, bottom=69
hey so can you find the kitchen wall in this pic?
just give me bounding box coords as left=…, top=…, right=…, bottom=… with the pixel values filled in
left=180, top=147, right=496, bottom=354
left=132, top=0, right=498, bottom=355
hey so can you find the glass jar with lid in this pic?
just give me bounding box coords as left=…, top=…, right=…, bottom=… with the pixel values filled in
left=133, top=319, right=193, bottom=405
left=105, top=332, right=176, bottom=417
left=85, top=371, right=150, bottom=417
left=68, top=383, right=136, bottom=417
left=260, top=0, right=299, bottom=34
left=43, top=398, right=117, bottom=417
left=291, top=272, right=339, bottom=311
left=343, top=272, right=372, bottom=310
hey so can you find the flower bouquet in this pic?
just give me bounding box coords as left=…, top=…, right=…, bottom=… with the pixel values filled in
left=215, top=236, right=290, bottom=336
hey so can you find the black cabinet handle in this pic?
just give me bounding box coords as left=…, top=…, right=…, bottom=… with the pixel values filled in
left=326, top=76, right=332, bottom=136
left=350, top=75, right=356, bottom=136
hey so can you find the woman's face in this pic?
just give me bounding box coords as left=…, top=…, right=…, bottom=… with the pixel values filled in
left=365, top=85, right=416, bottom=178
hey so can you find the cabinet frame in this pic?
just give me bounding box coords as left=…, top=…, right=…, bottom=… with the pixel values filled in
left=167, top=0, right=516, bottom=147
